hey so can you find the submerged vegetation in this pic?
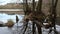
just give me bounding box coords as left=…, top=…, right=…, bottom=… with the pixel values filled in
left=5, top=19, right=14, bottom=28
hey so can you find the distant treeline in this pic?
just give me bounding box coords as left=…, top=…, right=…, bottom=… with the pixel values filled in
left=0, top=3, right=23, bottom=9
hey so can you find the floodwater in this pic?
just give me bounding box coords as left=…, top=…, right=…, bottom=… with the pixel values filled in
left=0, top=13, right=24, bottom=23
left=0, top=13, right=60, bottom=34
left=0, top=13, right=25, bottom=34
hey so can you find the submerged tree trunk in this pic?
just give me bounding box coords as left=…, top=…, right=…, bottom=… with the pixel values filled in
left=32, top=0, right=35, bottom=34
left=36, top=23, right=42, bottom=34
left=51, top=0, right=58, bottom=34
left=35, top=0, right=43, bottom=34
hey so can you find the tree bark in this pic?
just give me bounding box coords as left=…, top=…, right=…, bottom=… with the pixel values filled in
left=51, top=0, right=58, bottom=34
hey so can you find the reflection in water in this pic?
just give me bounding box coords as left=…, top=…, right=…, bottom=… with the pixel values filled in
left=0, top=13, right=24, bottom=34
left=0, top=13, right=60, bottom=34
left=0, top=13, right=24, bottom=23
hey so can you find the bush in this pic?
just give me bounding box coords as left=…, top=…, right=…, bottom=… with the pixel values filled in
left=5, top=19, right=14, bottom=28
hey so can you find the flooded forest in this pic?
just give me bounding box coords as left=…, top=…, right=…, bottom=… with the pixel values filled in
left=0, top=0, right=60, bottom=34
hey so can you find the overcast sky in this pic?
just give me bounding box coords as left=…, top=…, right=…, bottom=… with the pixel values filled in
left=0, top=0, right=38, bottom=5
left=0, top=0, right=23, bottom=5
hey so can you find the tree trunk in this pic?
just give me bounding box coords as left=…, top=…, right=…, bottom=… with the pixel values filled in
left=36, top=24, right=42, bottom=34
left=51, top=0, right=58, bottom=34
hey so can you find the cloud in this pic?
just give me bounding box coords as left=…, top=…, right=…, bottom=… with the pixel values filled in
left=0, top=0, right=38, bottom=5
left=0, top=0, right=11, bottom=5
left=10, top=0, right=23, bottom=3
left=0, top=0, right=23, bottom=5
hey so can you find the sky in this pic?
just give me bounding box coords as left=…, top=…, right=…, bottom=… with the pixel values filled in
left=0, top=0, right=23, bottom=5
left=0, top=0, right=38, bottom=5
